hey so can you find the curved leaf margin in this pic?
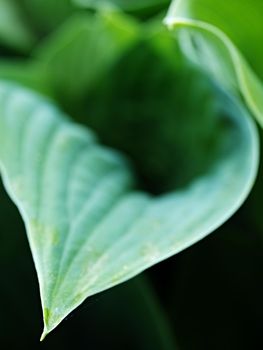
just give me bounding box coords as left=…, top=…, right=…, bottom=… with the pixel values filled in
left=164, top=0, right=263, bottom=127
left=0, top=80, right=259, bottom=339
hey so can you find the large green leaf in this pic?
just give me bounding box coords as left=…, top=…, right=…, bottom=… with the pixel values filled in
left=0, top=76, right=258, bottom=338
left=164, top=0, right=263, bottom=127
left=0, top=175, right=176, bottom=349
left=0, top=181, right=177, bottom=348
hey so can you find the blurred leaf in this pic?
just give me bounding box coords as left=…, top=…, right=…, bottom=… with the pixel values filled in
left=36, top=11, right=140, bottom=103
left=77, top=35, right=220, bottom=193
left=0, top=60, right=50, bottom=95
left=0, top=70, right=258, bottom=339
left=73, top=0, right=170, bottom=13
left=164, top=0, right=263, bottom=127
left=0, top=0, right=34, bottom=51
left=18, top=0, right=75, bottom=34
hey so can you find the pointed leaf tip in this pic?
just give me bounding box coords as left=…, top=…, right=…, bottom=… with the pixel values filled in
left=0, top=73, right=259, bottom=336
left=40, top=330, right=48, bottom=342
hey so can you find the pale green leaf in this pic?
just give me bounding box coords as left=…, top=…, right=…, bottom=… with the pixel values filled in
left=0, top=79, right=258, bottom=338
left=0, top=172, right=176, bottom=347
left=164, top=0, right=263, bottom=127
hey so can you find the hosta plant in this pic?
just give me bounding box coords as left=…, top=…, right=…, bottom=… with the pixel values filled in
left=0, top=0, right=262, bottom=343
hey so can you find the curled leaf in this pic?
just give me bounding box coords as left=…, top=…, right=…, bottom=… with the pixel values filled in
left=0, top=78, right=258, bottom=338
left=164, top=0, right=263, bottom=126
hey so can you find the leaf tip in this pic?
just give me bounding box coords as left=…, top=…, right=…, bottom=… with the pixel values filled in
left=40, top=330, right=48, bottom=342
left=40, top=307, right=52, bottom=341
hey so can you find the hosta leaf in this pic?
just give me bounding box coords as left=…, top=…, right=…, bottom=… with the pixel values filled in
left=164, top=0, right=263, bottom=127
left=0, top=80, right=258, bottom=339
left=1, top=173, right=176, bottom=348
left=0, top=0, right=34, bottom=51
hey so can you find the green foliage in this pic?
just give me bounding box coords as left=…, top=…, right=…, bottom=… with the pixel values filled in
left=0, top=0, right=262, bottom=343
left=37, top=11, right=140, bottom=102
left=18, top=0, right=75, bottom=34
left=165, top=0, right=263, bottom=126
left=0, top=185, right=177, bottom=348
left=0, top=76, right=258, bottom=337
left=74, top=0, right=170, bottom=12
left=0, top=0, right=34, bottom=50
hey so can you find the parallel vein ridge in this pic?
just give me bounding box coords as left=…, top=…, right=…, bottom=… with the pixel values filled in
left=0, top=81, right=258, bottom=338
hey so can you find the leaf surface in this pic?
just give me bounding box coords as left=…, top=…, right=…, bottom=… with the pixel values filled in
left=164, top=0, right=263, bottom=126
left=0, top=178, right=176, bottom=348
left=0, top=79, right=258, bottom=337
